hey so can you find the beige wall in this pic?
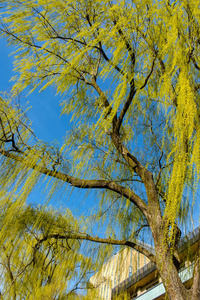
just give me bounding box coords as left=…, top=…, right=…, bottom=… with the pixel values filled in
left=90, top=248, right=149, bottom=300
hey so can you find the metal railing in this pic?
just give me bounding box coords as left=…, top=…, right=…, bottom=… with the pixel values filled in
left=131, top=262, right=194, bottom=300
left=112, top=226, right=200, bottom=299
left=178, top=226, right=200, bottom=253
left=112, top=261, right=156, bottom=297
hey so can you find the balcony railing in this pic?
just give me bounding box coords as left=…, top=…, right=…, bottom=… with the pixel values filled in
left=112, top=261, right=156, bottom=297
left=112, top=227, right=200, bottom=299
left=131, top=262, right=194, bottom=300
left=178, top=226, right=200, bottom=253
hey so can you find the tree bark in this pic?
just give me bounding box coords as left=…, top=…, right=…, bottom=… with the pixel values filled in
left=150, top=223, right=200, bottom=300
left=154, top=240, right=188, bottom=300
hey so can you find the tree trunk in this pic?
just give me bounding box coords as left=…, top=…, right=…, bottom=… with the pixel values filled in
left=156, top=247, right=187, bottom=300
left=153, top=235, right=200, bottom=300
left=144, top=174, right=200, bottom=300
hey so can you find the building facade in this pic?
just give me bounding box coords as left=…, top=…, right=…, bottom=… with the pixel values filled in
left=90, top=242, right=152, bottom=299
left=90, top=227, right=200, bottom=300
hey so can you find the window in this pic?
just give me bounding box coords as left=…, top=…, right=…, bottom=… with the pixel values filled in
left=137, top=251, right=140, bottom=270
left=129, top=266, right=133, bottom=277
left=106, top=283, right=109, bottom=299
left=129, top=249, right=133, bottom=277
left=101, top=286, right=103, bottom=296
left=114, top=277, right=116, bottom=287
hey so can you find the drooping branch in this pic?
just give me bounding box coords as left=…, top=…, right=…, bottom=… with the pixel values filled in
left=0, top=148, right=147, bottom=213
left=0, top=27, right=69, bottom=65
left=3, top=245, right=16, bottom=300
left=0, top=27, right=88, bottom=84
left=36, top=233, right=156, bottom=263
left=7, top=230, right=156, bottom=290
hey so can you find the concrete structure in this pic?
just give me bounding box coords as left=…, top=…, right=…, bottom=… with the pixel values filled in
left=90, top=227, right=200, bottom=300
left=90, top=241, right=153, bottom=299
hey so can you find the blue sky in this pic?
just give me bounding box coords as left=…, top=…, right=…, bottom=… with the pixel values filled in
left=0, top=37, right=96, bottom=214
left=0, top=39, right=70, bottom=144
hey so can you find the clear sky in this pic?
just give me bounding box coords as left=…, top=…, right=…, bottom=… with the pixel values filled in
left=0, top=39, right=70, bottom=144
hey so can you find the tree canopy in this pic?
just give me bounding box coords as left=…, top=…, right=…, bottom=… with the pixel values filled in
left=0, top=0, right=200, bottom=299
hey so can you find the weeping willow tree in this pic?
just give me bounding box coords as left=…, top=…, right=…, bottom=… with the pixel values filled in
left=0, top=0, right=200, bottom=299
left=0, top=202, right=97, bottom=299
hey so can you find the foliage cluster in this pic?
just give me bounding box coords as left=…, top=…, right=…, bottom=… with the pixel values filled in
left=0, top=0, right=200, bottom=299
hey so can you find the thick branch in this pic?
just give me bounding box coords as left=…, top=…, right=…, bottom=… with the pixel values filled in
left=111, top=133, right=144, bottom=177
left=110, top=133, right=159, bottom=210
left=98, top=41, right=125, bottom=76
left=139, top=56, right=156, bottom=90
left=91, top=64, right=155, bottom=204
left=113, top=19, right=135, bottom=67
left=0, top=148, right=147, bottom=213
left=37, top=233, right=156, bottom=263
left=191, top=56, right=200, bottom=71
left=115, top=79, right=136, bottom=134
left=91, top=80, right=118, bottom=123
left=111, top=19, right=136, bottom=133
